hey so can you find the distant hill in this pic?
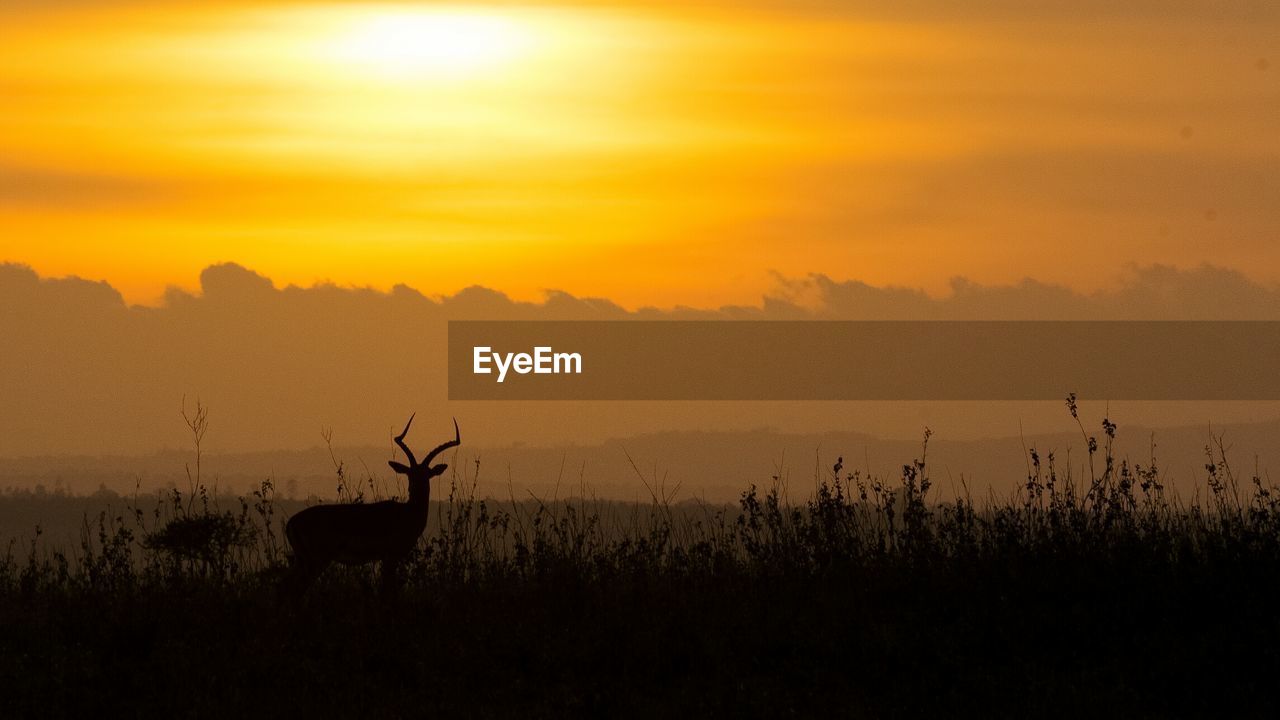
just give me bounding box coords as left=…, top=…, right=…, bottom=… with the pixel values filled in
left=3, top=419, right=1276, bottom=504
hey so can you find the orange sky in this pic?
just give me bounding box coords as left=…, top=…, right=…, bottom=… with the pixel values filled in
left=1, top=1, right=1277, bottom=308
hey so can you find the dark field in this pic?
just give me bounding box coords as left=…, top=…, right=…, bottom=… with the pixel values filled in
left=3, top=422, right=1280, bottom=718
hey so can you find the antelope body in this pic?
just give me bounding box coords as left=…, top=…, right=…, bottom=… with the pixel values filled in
left=284, top=415, right=459, bottom=596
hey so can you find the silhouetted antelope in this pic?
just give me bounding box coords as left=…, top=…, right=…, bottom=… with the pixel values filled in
left=284, top=415, right=460, bottom=596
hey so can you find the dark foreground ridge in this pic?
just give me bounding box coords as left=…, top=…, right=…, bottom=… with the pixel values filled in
left=3, top=421, right=1279, bottom=717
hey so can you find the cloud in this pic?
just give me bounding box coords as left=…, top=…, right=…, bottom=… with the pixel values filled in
left=199, top=263, right=277, bottom=302
left=2, top=261, right=1279, bottom=456
left=789, top=264, right=1280, bottom=319
left=0, top=261, right=125, bottom=315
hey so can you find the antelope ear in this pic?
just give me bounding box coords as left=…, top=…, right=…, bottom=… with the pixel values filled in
left=388, top=461, right=411, bottom=474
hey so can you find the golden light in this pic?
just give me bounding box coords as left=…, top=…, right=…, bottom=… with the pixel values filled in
left=329, top=9, right=531, bottom=79
left=0, top=1, right=1003, bottom=307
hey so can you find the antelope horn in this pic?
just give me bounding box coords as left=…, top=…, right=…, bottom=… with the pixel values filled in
left=393, top=413, right=417, bottom=467
left=423, top=418, right=461, bottom=466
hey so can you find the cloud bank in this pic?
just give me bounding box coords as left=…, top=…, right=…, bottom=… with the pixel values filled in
left=2, top=261, right=1279, bottom=455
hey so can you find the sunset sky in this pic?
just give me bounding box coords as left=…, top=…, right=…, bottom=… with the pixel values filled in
left=1, top=1, right=1277, bottom=308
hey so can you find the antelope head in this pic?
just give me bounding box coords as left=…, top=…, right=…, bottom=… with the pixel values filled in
left=388, top=414, right=461, bottom=500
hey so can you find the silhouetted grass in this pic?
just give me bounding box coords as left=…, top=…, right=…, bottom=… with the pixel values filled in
left=3, top=400, right=1279, bottom=717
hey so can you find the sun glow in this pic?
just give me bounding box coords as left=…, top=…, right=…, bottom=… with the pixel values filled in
left=17, top=2, right=1273, bottom=309
left=330, top=9, right=531, bottom=79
